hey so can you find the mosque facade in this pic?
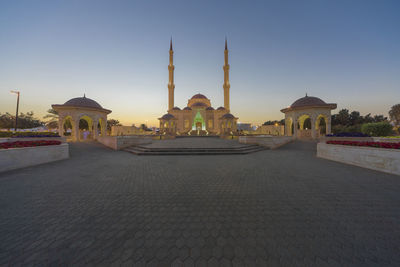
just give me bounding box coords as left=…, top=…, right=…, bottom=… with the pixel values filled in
left=159, top=39, right=238, bottom=136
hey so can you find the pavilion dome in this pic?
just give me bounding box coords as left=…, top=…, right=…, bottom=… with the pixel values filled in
left=290, top=95, right=326, bottom=108
left=64, top=95, right=103, bottom=109
left=160, top=113, right=175, bottom=120
left=217, top=106, right=226, bottom=111
left=190, top=93, right=208, bottom=100
left=221, top=113, right=235, bottom=119
left=183, top=107, right=192, bottom=110
left=172, top=107, right=181, bottom=110
left=206, top=106, right=215, bottom=110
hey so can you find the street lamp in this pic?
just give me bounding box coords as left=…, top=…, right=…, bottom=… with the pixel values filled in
left=10, top=90, right=20, bottom=131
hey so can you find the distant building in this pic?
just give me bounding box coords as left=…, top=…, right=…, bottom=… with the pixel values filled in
left=237, top=123, right=252, bottom=132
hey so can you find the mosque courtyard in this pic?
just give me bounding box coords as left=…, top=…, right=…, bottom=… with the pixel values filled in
left=1, top=140, right=400, bottom=266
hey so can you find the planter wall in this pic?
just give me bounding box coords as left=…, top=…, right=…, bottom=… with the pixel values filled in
left=0, top=143, right=69, bottom=173
left=98, top=136, right=153, bottom=150
left=239, top=136, right=294, bottom=149
left=317, top=142, right=400, bottom=176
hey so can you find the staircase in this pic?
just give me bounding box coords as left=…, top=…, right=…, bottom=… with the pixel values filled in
left=124, top=143, right=265, bottom=155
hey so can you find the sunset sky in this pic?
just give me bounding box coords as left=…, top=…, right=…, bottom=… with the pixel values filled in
left=1, top=0, right=399, bottom=127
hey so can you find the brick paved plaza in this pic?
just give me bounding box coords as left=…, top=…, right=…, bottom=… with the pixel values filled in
left=1, top=141, right=400, bottom=266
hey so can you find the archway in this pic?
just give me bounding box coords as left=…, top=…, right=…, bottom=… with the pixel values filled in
left=192, top=111, right=205, bottom=130
left=297, top=114, right=312, bottom=138
left=315, top=114, right=327, bottom=136
left=79, top=115, right=93, bottom=141
left=62, top=116, right=74, bottom=138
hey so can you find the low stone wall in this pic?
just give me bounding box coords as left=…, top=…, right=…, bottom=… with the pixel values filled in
left=0, top=136, right=67, bottom=143
left=321, top=136, right=400, bottom=143
left=98, top=136, right=153, bottom=150
left=239, top=136, right=294, bottom=149
left=317, top=142, right=400, bottom=176
left=0, top=143, right=69, bottom=173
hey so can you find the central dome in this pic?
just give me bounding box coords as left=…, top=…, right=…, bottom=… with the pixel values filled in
left=190, top=93, right=208, bottom=100
left=64, top=96, right=103, bottom=109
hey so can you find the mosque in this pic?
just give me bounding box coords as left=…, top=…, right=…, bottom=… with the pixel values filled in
left=159, top=39, right=238, bottom=136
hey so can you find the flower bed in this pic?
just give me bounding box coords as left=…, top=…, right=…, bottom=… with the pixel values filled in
left=0, top=131, right=60, bottom=138
left=326, top=132, right=370, bottom=137
left=0, top=140, right=61, bottom=149
left=327, top=140, right=400, bottom=149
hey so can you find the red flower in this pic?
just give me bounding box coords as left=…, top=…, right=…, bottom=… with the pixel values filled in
left=0, top=140, right=61, bottom=149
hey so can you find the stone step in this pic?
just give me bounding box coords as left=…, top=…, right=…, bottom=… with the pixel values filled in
left=124, top=146, right=265, bottom=155
left=132, top=144, right=259, bottom=152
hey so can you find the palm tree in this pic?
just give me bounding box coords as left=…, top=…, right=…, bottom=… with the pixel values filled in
left=43, top=109, right=59, bottom=129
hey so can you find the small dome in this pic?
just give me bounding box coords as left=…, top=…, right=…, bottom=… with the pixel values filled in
left=160, top=113, right=175, bottom=120
left=290, top=95, right=326, bottom=108
left=206, top=106, right=215, bottom=110
left=221, top=113, right=235, bottom=119
left=217, top=106, right=226, bottom=110
left=183, top=107, right=192, bottom=110
left=190, top=93, right=208, bottom=100
left=64, top=95, right=103, bottom=109
left=191, top=102, right=208, bottom=108
left=172, top=106, right=181, bottom=110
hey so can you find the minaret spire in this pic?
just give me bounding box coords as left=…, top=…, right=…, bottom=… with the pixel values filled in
left=168, top=38, right=175, bottom=111
left=223, top=38, right=230, bottom=111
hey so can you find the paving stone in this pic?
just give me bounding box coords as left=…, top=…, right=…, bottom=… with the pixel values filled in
left=0, top=141, right=399, bottom=265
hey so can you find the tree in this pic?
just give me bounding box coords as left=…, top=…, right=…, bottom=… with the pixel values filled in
left=389, top=104, right=400, bottom=126
left=0, top=113, right=14, bottom=130
left=107, top=119, right=122, bottom=132
left=263, top=120, right=284, bottom=126
left=334, top=109, right=350, bottom=126
left=43, top=109, right=59, bottom=129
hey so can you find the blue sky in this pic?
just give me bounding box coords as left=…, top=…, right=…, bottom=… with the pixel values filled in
left=0, top=0, right=399, bottom=126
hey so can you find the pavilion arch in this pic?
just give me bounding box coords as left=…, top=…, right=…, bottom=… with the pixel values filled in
left=78, top=115, right=94, bottom=141
left=52, top=95, right=111, bottom=142
left=315, top=114, right=328, bottom=135
left=281, top=94, right=337, bottom=139
left=61, top=115, right=75, bottom=138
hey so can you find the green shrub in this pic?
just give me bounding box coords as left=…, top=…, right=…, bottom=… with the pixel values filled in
left=332, top=124, right=362, bottom=134
left=361, top=122, right=393, bottom=137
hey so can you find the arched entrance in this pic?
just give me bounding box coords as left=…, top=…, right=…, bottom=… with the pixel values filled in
left=192, top=111, right=205, bottom=131
left=297, top=114, right=312, bottom=139
left=79, top=115, right=93, bottom=141
left=62, top=116, right=74, bottom=139
left=315, top=114, right=327, bottom=136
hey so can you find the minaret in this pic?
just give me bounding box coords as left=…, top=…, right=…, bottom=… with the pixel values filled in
left=168, top=38, right=175, bottom=111
left=223, top=38, right=230, bottom=111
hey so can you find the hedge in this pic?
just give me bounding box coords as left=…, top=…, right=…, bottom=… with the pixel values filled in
left=361, top=122, right=393, bottom=137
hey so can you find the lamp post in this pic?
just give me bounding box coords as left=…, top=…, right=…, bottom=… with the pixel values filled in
left=10, top=90, right=20, bottom=131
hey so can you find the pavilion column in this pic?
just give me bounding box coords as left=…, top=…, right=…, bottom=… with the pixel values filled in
left=293, top=118, right=298, bottom=138
left=73, top=117, right=80, bottom=142
left=311, top=116, right=316, bottom=139
left=102, top=117, right=107, bottom=136
left=58, top=116, right=64, bottom=137
left=93, top=119, right=99, bottom=140
left=326, top=115, right=332, bottom=134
